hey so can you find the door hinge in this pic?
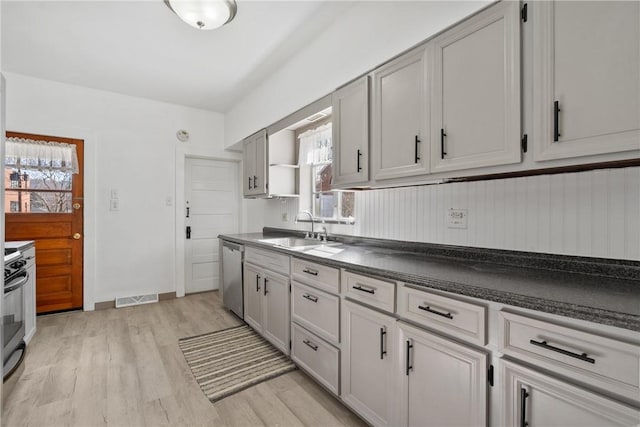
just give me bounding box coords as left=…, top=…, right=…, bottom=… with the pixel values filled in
left=289, top=340, right=292, bottom=350
left=186, top=226, right=191, bottom=239
left=521, top=3, right=528, bottom=22
left=289, top=284, right=292, bottom=293
left=488, top=364, right=494, bottom=387
left=521, top=134, right=528, bottom=153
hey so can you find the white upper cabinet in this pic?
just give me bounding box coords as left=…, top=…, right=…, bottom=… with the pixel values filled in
left=243, top=129, right=267, bottom=197
left=431, top=1, right=521, bottom=173
left=332, top=76, right=370, bottom=186
left=533, top=1, right=640, bottom=161
left=372, top=46, right=429, bottom=181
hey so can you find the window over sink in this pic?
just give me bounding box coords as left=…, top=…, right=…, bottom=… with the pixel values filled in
left=298, top=121, right=354, bottom=222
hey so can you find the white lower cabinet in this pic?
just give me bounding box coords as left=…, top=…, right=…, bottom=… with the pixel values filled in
left=398, top=321, right=488, bottom=427
left=243, top=263, right=263, bottom=331
left=243, top=261, right=290, bottom=355
left=501, top=359, right=640, bottom=426
left=24, top=246, right=36, bottom=344
left=341, top=300, right=396, bottom=427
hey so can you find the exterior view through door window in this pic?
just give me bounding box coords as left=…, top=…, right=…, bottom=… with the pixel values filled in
left=5, top=168, right=73, bottom=213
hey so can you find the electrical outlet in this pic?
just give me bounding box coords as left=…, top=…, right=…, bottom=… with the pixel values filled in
left=166, top=196, right=173, bottom=206
left=282, top=212, right=288, bottom=222
left=447, top=208, right=468, bottom=229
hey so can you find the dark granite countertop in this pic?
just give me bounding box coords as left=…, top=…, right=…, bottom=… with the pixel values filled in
left=219, top=230, right=640, bottom=331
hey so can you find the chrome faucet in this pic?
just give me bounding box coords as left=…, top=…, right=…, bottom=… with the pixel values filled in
left=320, top=226, right=328, bottom=242
left=295, top=210, right=315, bottom=238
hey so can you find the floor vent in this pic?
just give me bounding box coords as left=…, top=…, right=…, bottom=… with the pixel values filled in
left=115, top=293, right=159, bottom=308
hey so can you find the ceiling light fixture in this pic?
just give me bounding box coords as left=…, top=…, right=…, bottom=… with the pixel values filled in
left=164, top=0, right=237, bottom=30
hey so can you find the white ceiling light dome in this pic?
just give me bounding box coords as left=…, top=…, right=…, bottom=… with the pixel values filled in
left=164, top=0, right=237, bottom=30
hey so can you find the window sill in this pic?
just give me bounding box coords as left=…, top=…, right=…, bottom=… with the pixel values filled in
left=296, top=218, right=355, bottom=225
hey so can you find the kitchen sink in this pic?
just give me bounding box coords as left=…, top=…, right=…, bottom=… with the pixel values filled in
left=258, top=237, right=341, bottom=251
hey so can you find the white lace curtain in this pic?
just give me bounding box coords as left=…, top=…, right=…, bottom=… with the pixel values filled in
left=298, top=123, right=332, bottom=165
left=5, top=137, right=79, bottom=173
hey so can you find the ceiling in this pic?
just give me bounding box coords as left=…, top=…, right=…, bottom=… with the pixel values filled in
left=1, top=1, right=352, bottom=113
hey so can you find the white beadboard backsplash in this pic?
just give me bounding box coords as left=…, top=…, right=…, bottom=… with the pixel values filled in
left=263, top=167, right=640, bottom=261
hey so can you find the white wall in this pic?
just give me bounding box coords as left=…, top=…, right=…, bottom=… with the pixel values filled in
left=265, top=167, right=640, bottom=261
left=4, top=72, right=241, bottom=307
left=224, top=0, right=490, bottom=148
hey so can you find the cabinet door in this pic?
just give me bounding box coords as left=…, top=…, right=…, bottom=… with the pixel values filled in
left=431, top=1, right=521, bottom=173
left=243, top=137, right=256, bottom=197
left=342, top=300, right=396, bottom=427
left=398, top=321, right=487, bottom=427
left=372, top=47, right=429, bottom=181
left=252, top=129, right=268, bottom=196
left=501, top=360, right=640, bottom=426
left=24, top=251, right=36, bottom=344
left=262, top=272, right=290, bottom=355
left=243, top=263, right=263, bottom=332
left=534, top=1, right=640, bottom=161
left=332, top=76, right=370, bottom=186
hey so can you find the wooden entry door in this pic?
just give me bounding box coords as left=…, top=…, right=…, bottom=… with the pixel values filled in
left=5, top=131, right=84, bottom=313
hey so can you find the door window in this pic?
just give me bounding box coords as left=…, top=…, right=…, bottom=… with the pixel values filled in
left=5, top=167, right=73, bottom=213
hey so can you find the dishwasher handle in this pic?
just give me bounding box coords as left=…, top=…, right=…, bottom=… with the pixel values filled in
left=222, top=242, right=244, bottom=253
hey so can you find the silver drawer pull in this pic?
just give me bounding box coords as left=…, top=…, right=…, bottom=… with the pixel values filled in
left=353, top=284, right=375, bottom=294
left=303, top=339, right=318, bottom=351
left=303, top=294, right=318, bottom=303
left=302, top=268, right=319, bottom=276
left=418, top=304, right=453, bottom=320
left=529, top=339, right=595, bottom=364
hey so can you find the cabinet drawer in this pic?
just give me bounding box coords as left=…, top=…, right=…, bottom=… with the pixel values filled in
left=499, top=311, right=640, bottom=402
left=291, top=323, right=340, bottom=395
left=291, top=258, right=339, bottom=294
left=398, top=285, right=486, bottom=346
left=343, top=271, right=395, bottom=313
left=292, top=281, right=340, bottom=344
left=246, top=246, right=290, bottom=275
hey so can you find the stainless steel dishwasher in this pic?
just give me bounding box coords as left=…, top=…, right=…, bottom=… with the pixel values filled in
left=222, top=241, right=244, bottom=318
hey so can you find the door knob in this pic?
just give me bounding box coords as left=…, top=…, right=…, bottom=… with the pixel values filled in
left=73, top=233, right=82, bottom=240
left=73, top=203, right=81, bottom=210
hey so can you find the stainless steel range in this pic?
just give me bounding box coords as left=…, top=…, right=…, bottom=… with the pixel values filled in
left=3, top=248, right=28, bottom=379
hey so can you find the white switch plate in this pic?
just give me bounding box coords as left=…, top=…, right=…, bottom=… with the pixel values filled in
left=447, top=208, right=468, bottom=229
left=110, top=199, right=119, bottom=211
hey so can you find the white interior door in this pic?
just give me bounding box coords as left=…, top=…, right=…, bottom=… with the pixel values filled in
left=185, top=158, right=239, bottom=294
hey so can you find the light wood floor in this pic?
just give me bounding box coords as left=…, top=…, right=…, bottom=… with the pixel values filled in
left=2, top=292, right=367, bottom=427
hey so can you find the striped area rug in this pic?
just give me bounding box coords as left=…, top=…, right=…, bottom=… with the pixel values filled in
left=179, top=324, right=296, bottom=402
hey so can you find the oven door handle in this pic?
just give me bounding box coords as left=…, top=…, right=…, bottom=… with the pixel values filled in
left=5, top=272, right=29, bottom=294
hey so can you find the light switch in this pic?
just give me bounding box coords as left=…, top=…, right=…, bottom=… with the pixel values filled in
left=110, top=189, right=119, bottom=199
left=110, top=199, right=120, bottom=211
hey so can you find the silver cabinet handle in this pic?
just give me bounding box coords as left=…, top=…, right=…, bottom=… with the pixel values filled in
left=303, top=339, right=318, bottom=351
left=352, top=284, right=375, bottom=294
left=418, top=304, right=453, bottom=319
left=303, top=294, right=318, bottom=303
left=529, top=339, right=595, bottom=364
left=302, top=268, right=318, bottom=276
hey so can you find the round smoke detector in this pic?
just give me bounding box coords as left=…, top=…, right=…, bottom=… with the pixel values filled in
left=176, top=130, right=189, bottom=142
